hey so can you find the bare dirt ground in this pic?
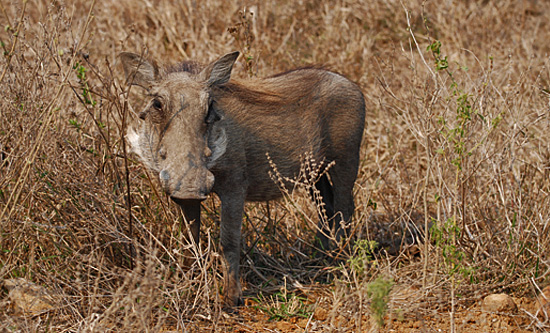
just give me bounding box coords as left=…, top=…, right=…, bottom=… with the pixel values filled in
left=1, top=0, right=550, bottom=332
left=164, top=289, right=546, bottom=332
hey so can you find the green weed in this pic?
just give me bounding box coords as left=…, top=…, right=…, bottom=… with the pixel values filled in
left=366, top=276, right=394, bottom=328
left=254, top=290, right=312, bottom=321
left=73, top=62, right=96, bottom=106
left=347, top=239, right=379, bottom=276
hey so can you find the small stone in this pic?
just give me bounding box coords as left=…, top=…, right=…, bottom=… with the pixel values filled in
left=481, top=294, right=517, bottom=313
left=3, top=278, right=59, bottom=315
left=314, top=306, right=328, bottom=321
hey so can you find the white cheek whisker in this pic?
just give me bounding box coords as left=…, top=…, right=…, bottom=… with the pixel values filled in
left=126, top=126, right=160, bottom=172
left=208, top=127, right=227, bottom=167
left=126, top=128, right=142, bottom=157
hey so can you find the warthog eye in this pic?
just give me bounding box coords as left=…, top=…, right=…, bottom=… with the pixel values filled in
left=152, top=99, right=162, bottom=110
left=140, top=98, right=163, bottom=122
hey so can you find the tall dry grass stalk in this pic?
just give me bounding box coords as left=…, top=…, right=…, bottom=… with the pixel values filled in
left=1, top=0, right=549, bottom=331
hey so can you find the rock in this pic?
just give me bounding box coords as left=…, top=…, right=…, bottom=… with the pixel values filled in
left=481, top=294, right=517, bottom=313
left=3, top=278, right=59, bottom=315
left=314, top=306, right=328, bottom=321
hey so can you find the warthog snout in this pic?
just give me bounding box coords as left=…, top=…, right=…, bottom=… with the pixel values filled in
left=126, top=124, right=216, bottom=201
left=159, top=167, right=215, bottom=201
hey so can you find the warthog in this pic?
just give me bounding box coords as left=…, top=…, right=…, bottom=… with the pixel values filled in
left=120, top=51, right=365, bottom=307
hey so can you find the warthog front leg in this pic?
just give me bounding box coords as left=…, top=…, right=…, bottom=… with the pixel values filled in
left=219, top=192, right=245, bottom=307
left=182, top=200, right=201, bottom=244
left=174, top=199, right=202, bottom=265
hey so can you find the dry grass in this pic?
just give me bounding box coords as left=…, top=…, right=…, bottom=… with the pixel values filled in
left=1, top=0, right=550, bottom=331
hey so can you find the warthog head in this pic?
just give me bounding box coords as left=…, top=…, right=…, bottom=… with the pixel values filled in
left=121, top=52, right=239, bottom=201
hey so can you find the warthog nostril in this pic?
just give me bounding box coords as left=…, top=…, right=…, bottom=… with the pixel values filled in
left=159, top=169, right=171, bottom=193
left=159, top=170, right=170, bottom=181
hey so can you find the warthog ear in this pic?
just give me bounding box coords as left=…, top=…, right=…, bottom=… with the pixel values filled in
left=200, top=51, right=240, bottom=87
left=119, top=52, right=158, bottom=89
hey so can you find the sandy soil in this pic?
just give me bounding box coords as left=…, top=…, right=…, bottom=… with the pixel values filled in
left=177, top=289, right=546, bottom=332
